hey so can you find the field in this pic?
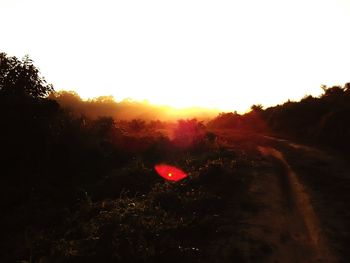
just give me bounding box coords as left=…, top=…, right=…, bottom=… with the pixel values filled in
left=2, top=122, right=350, bottom=262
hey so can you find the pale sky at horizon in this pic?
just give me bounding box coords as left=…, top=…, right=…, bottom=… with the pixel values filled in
left=1, top=0, right=350, bottom=112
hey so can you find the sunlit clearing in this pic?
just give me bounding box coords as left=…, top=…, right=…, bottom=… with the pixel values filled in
left=155, top=164, right=187, bottom=182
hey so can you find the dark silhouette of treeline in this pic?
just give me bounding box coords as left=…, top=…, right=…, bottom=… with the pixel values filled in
left=207, top=84, right=350, bottom=154
left=207, top=105, right=268, bottom=133
left=262, top=84, right=350, bottom=153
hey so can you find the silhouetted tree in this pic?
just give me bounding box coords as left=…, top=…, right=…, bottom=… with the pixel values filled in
left=207, top=112, right=242, bottom=129
left=250, top=104, right=264, bottom=112
left=0, top=53, right=53, bottom=98
left=344, top=83, right=350, bottom=93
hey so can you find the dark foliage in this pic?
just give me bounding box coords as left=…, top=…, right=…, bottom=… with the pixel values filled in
left=2, top=52, right=348, bottom=262
left=0, top=53, right=53, bottom=98
left=207, top=110, right=268, bottom=134
left=262, top=84, right=350, bottom=153
left=208, top=83, right=350, bottom=154
left=0, top=53, right=257, bottom=262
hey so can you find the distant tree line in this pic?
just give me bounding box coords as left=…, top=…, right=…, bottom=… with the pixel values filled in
left=206, top=83, right=350, bottom=153
left=207, top=105, right=268, bottom=133
left=49, top=90, right=217, bottom=121
left=262, top=84, right=350, bottom=153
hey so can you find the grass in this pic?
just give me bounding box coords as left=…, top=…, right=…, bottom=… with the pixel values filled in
left=5, top=137, right=268, bottom=263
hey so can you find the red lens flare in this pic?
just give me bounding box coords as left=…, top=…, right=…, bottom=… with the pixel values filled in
left=154, top=164, right=188, bottom=182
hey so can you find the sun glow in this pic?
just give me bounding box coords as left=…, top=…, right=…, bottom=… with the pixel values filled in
left=1, top=0, right=350, bottom=112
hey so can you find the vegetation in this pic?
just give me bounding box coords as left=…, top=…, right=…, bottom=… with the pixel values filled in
left=0, top=53, right=261, bottom=262
left=208, top=84, right=350, bottom=154
left=262, top=84, right=350, bottom=153
left=1, top=52, right=350, bottom=262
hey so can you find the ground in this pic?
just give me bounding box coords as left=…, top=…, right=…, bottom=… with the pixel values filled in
left=3, top=130, right=350, bottom=262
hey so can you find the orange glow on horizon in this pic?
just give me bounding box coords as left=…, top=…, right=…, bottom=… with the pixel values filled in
left=2, top=0, right=350, bottom=112
left=69, top=91, right=226, bottom=113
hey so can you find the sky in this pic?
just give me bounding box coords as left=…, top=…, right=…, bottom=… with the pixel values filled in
left=1, top=0, right=350, bottom=112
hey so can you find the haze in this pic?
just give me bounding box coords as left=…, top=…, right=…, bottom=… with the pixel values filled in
left=1, top=0, right=350, bottom=112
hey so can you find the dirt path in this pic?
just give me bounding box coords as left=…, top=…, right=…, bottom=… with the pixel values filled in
left=255, top=146, right=335, bottom=262
left=214, top=131, right=342, bottom=261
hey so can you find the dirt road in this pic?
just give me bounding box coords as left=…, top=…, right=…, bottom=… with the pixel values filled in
left=255, top=145, right=335, bottom=262
left=218, top=131, right=343, bottom=262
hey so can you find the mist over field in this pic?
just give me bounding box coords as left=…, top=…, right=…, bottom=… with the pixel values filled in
left=49, top=91, right=219, bottom=121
